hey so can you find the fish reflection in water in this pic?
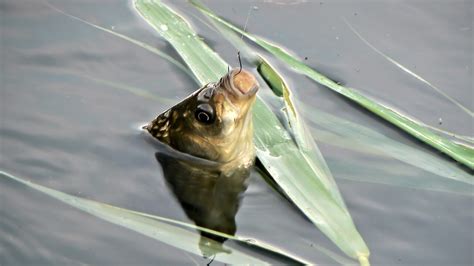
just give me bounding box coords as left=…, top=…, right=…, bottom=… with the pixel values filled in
left=155, top=147, right=250, bottom=246
left=144, top=69, right=259, bottom=253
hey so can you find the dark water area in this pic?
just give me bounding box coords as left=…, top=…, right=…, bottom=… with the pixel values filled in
left=1, top=0, right=472, bottom=265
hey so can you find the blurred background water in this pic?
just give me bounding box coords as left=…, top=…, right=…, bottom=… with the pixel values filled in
left=1, top=0, right=472, bottom=265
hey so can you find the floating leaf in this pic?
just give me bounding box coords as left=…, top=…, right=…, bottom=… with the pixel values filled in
left=134, top=0, right=370, bottom=264
left=191, top=0, right=474, bottom=170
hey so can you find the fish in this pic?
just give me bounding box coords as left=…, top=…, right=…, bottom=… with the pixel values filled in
left=144, top=68, right=259, bottom=169
left=144, top=69, right=259, bottom=247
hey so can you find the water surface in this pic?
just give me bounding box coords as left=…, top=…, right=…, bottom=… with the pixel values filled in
left=1, top=0, right=472, bottom=265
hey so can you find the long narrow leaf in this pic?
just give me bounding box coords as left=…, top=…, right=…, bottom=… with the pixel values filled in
left=134, top=0, right=370, bottom=264
left=191, top=0, right=474, bottom=170
left=0, top=171, right=266, bottom=265
left=128, top=209, right=311, bottom=264
left=257, top=56, right=347, bottom=207
left=303, top=107, right=473, bottom=186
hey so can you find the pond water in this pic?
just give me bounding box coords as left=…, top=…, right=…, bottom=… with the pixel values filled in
left=1, top=0, right=472, bottom=265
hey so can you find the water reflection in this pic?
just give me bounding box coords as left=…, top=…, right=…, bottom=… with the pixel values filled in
left=154, top=143, right=250, bottom=253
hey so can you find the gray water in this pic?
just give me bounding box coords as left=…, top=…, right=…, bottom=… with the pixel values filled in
left=1, top=0, right=472, bottom=265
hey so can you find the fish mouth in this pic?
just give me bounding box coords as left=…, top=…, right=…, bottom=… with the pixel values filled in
left=226, top=69, right=259, bottom=98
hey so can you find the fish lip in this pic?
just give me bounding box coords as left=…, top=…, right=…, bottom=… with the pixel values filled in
left=226, top=69, right=259, bottom=98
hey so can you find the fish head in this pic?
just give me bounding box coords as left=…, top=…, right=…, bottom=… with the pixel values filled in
left=146, top=69, right=259, bottom=165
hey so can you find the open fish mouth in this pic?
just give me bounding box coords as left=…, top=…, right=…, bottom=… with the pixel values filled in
left=222, top=69, right=259, bottom=99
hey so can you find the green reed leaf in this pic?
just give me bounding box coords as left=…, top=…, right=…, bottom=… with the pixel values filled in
left=256, top=57, right=348, bottom=207
left=304, top=107, right=473, bottom=187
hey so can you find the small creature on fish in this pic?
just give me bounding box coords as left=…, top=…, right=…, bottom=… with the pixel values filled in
left=144, top=68, right=259, bottom=247
left=144, top=68, right=259, bottom=170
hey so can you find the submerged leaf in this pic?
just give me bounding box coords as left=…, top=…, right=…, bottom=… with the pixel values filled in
left=134, top=0, right=370, bottom=264
left=303, top=107, right=473, bottom=187
left=0, top=171, right=312, bottom=265
left=191, top=0, right=474, bottom=170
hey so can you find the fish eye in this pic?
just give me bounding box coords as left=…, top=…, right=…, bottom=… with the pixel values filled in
left=195, top=103, right=215, bottom=124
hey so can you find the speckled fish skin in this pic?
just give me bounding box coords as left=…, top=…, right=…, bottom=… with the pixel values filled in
left=145, top=69, right=259, bottom=169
